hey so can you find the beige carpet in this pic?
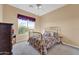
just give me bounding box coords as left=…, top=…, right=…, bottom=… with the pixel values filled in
left=12, top=41, right=40, bottom=55
left=12, top=41, right=79, bottom=55
left=48, top=44, right=79, bottom=55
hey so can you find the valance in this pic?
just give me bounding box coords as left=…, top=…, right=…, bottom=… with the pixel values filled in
left=17, top=14, right=36, bottom=22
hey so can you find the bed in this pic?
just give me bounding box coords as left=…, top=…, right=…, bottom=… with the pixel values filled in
left=28, top=27, right=62, bottom=55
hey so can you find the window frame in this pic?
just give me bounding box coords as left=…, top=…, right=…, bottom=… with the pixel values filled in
left=17, top=14, right=36, bottom=34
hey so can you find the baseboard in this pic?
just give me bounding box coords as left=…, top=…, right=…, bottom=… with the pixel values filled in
left=62, top=42, right=79, bottom=49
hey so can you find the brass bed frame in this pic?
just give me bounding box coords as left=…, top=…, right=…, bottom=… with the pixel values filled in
left=28, top=27, right=62, bottom=54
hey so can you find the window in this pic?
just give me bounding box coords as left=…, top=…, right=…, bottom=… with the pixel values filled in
left=18, top=14, right=35, bottom=34
left=28, top=20, right=35, bottom=29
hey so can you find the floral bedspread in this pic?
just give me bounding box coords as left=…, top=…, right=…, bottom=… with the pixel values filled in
left=28, top=32, right=61, bottom=55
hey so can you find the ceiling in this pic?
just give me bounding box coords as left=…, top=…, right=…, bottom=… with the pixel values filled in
left=10, top=4, right=66, bottom=16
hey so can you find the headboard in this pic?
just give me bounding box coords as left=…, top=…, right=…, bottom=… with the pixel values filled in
left=44, top=26, right=61, bottom=34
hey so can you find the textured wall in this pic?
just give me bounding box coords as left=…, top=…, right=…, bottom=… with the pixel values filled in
left=0, top=4, right=3, bottom=22
left=41, top=5, right=79, bottom=47
left=3, top=4, right=41, bottom=42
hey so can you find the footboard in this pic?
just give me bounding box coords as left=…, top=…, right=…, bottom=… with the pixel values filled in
left=28, top=32, right=47, bottom=54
